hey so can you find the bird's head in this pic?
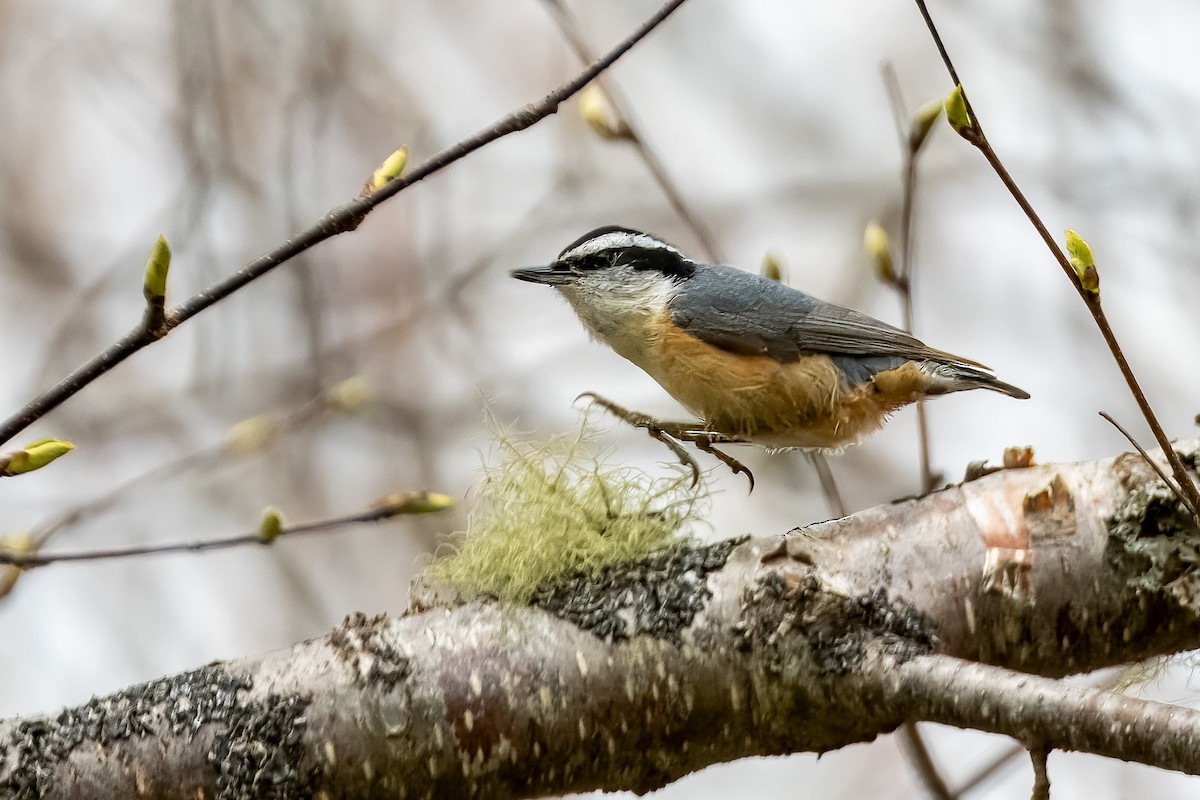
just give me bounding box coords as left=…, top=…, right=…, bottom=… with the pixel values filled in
left=511, top=226, right=695, bottom=340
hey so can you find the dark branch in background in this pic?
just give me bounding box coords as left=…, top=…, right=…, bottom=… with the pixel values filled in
left=0, top=0, right=694, bottom=449
left=881, top=64, right=939, bottom=495
left=0, top=491, right=448, bottom=569
left=912, top=0, right=1200, bottom=521
left=1101, top=410, right=1188, bottom=505
left=878, top=63, right=952, bottom=800
left=538, top=0, right=847, bottom=519
left=33, top=399, right=328, bottom=547
left=951, top=743, right=1026, bottom=798
left=803, top=452, right=847, bottom=517
left=895, top=722, right=953, bottom=800
left=539, top=0, right=721, bottom=261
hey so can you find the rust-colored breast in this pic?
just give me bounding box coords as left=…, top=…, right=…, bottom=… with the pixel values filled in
left=645, top=316, right=933, bottom=449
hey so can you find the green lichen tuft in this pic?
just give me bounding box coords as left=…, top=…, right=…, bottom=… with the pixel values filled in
left=424, top=421, right=704, bottom=604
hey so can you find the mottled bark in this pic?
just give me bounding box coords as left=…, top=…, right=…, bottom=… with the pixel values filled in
left=2, top=442, right=1199, bottom=799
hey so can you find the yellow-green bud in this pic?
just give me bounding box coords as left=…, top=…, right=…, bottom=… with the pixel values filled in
left=945, top=84, right=973, bottom=136
left=376, top=491, right=455, bottom=516
left=910, top=98, right=944, bottom=152
left=760, top=253, right=784, bottom=282
left=370, top=146, right=409, bottom=192
left=863, top=223, right=897, bottom=286
left=143, top=235, right=171, bottom=304
left=0, top=533, right=34, bottom=595
left=224, top=415, right=277, bottom=457
left=326, top=376, right=373, bottom=413
left=1064, top=229, right=1100, bottom=296
left=1, top=439, right=75, bottom=477
left=0, top=566, right=20, bottom=597
left=579, top=84, right=633, bottom=142
left=259, top=507, right=284, bottom=544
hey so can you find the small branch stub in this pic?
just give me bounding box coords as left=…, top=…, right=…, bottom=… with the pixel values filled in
left=1064, top=229, right=1100, bottom=296
left=0, top=439, right=74, bottom=477
left=760, top=252, right=784, bottom=282
left=1030, top=745, right=1051, bottom=800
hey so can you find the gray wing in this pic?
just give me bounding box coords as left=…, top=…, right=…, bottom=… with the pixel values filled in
left=668, top=264, right=985, bottom=370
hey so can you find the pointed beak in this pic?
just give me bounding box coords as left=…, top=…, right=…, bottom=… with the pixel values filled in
left=510, top=264, right=576, bottom=286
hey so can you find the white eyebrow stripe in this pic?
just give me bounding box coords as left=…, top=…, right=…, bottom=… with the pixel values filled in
left=561, top=231, right=683, bottom=260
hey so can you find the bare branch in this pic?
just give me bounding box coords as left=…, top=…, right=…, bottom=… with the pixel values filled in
left=540, top=0, right=723, bottom=263
left=0, top=0, right=694, bottom=449
left=911, top=0, right=1200, bottom=520
left=886, top=655, right=1199, bottom=774
left=1100, top=410, right=1187, bottom=505
left=879, top=63, right=940, bottom=494
left=0, top=491, right=450, bottom=569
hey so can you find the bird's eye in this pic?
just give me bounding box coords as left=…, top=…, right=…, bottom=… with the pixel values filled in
left=572, top=254, right=610, bottom=271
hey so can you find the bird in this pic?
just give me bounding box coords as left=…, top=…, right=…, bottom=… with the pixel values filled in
left=512, top=225, right=1028, bottom=484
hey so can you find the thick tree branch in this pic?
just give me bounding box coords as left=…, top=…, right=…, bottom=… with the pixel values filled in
left=3, top=440, right=1199, bottom=798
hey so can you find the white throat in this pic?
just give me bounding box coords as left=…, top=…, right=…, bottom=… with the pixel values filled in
left=556, top=269, right=677, bottom=367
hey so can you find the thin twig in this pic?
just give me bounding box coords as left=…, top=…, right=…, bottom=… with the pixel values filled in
left=1099, top=411, right=1188, bottom=503
left=26, top=397, right=327, bottom=552
left=803, top=452, right=847, bottom=517
left=911, top=0, right=1200, bottom=521
left=949, top=665, right=1150, bottom=798
left=951, top=742, right=1025, bottom=798
left=882, top=66, right=958, bottom=800
left=881, top=63, right=937, bottom=494
left=896, top=721, right=953, bottom=800
left=0, top=0, right=694, bottom=449
left=0, top=492, right=446, bottom=569
left=539, top=0, right=722, bottom=263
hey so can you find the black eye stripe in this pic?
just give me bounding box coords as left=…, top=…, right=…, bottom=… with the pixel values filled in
left=563, top=247, right=693, bottom=278
left=569, top=254, right=610, bottom=271
left=612, top=246, right=695, bottom=278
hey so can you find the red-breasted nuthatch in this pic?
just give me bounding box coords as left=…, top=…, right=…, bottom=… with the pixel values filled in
left=512, top=225, right=1028, bottom=454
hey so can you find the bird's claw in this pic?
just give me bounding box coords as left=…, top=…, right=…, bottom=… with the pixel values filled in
left=646, top=428, right=703, bottom=487
left=695, top=439, right=755, bottom=493
left=578, top=392, right=755, bottom=491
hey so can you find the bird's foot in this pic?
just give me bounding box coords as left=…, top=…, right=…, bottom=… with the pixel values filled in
left=577, top=392, right=755, bottom=491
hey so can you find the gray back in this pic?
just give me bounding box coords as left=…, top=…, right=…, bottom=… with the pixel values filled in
left=668, top=264, right=976, bottom=377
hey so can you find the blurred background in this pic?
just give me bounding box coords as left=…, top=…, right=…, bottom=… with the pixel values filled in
left=1, top=0, right=1199, bottom=796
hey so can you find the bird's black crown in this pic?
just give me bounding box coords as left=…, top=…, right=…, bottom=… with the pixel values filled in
left=556, top=226, right=695, bottom=279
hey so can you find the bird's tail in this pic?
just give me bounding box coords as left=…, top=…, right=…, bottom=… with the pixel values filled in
left=925, top=363, right=1030, bottom=400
